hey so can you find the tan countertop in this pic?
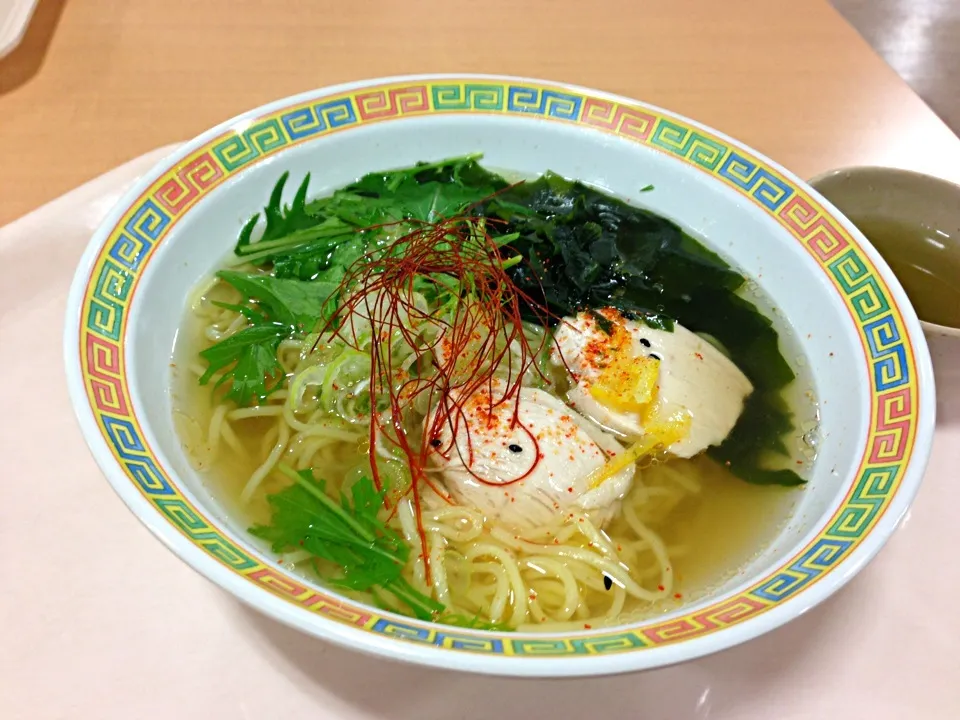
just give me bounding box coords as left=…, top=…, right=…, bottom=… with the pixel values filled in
left=3, top=3, right=960, bottom=719
left=1, top=0, right=959, bottom=227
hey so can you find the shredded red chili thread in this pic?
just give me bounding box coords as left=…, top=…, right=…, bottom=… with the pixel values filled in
left=310, top=208, right=567, bottom=582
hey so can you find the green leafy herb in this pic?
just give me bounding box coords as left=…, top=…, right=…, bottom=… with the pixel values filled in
left=250, top=466, right=444, bottom=621
left=198, top=323, right=288, bottom=405
left=640, top=184, right=655, bottom=192
left=342, top=170, right=499, bottom=226
left=197, top=270, right=340, bottom=405
left=216, top=270, right=339, bottom=331
left=235, top=172, right=327, bottom=253
left=227, top=156, right=506, bottom=281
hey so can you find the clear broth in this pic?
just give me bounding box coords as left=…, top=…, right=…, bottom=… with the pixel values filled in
left=171, top=298, right=814, bottom=623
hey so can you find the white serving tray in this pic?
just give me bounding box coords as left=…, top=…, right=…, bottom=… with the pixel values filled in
left=1, top=148, right=958, bottom=719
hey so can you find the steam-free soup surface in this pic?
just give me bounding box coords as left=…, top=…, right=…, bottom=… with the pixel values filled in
left=171, top=157, right=816, bottom=632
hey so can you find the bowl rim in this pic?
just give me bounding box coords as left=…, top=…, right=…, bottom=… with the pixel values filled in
left=63, top=73, right=936, bottom=677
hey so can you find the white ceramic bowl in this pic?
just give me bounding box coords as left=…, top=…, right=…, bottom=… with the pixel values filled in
left=64, top=74, right=935, bottom=677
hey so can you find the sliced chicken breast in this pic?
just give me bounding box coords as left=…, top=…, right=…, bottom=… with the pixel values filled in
left=551, top=309, right=753, bottom=458
left=426, top=382, right=634, bottom=530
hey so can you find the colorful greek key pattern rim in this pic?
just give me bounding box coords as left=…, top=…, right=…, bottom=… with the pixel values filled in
left=78, top=79, right=919, bottom=657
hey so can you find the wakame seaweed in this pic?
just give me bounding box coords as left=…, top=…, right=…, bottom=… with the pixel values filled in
left=222, top=156, right=805, bottom=486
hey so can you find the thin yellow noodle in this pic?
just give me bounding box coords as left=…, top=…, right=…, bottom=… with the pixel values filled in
left=218, top=418, right=247, bottom=460
left=206, top=403, right=229, bottom=461
left=228, top=405, right=284, bottom=420
left=528, top=578, right=567, bottom=604
left=571, top=514, right=620, bottom=558
left=280, top=439, right=300, bottom=466
left=623, top=502, right=673, bottom=595
left=423, top=507, right=484, bottom=542
left=462, top=543, right=527, bottom=627
left=295, top=437, right=343, bottom=470
left=282, top=405, right=364, bottom=439
left=460, top=589, right=490, bottom=615
left=528, top=597, right=548, bottom=624
left=187, top=274, right=220, bottom=309
left=259, top=423, right=279, bottom=458
left=525, top=581, right=594, bottom=627
left=451, top=560, right=503, bottom=615
left=311, top=443, right=355, bottom=471
left=205, top=314, right=246, bottom=343
left=462, top=561, right=503, bottom=577
left=464, top=561, right=510, bottom=622
left=241, top=421, right=290, bottom=504
left=490, top=527, right=663, bottom=602
left=487, top=571, right=511, bottom=623
left=397, top=500, right=427, bottom=589
left=605, top=584, right=627, bottom=619
left=225, top=313, right=247, bottom=335
left=439, top=552, right=466, bottom=599
left=518, top=520, right=579, bottom=545
left=566, top=563, right=614, bottom=592
left=523, top=557, right=580, bottom=621
left=428, top=533, right=451, bottom=607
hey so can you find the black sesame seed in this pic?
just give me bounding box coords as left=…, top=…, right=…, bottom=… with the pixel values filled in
left=639, top=338, right=651, bottom=348
left=508, top=444, right=523, bottom=453
left=649, top=353, right=661, bottom=361
left=429, top=438, right=441, bottom=448
left=603, top=575, right=613, bottom=590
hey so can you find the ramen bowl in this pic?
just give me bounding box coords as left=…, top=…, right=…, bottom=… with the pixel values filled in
left=64, top=74, right=935, bottom=677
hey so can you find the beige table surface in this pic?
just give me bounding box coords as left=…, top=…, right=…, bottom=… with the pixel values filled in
left=3, top=0, right=960, bottom=226
left=2, top=1, right=960, bottom=718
